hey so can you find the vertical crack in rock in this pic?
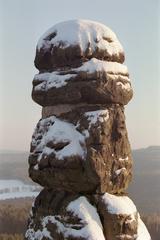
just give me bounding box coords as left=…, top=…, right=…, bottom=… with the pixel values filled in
left=25, top=19, right=151, bottom=240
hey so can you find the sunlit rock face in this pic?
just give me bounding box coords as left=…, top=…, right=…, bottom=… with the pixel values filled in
left=26, top=20, right=151, bottom=240
left=35, top=19, right=125, bottom=69
left=29, top=104, right=132, bottom=194
left=26, top=189, right=106, bottom=240
left=29, top=19, right=133, bottom=194
left=32, top=20, right=133, bottom=106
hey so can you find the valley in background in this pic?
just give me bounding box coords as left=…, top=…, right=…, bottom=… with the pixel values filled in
left=0, top=146, right=159, bottom=239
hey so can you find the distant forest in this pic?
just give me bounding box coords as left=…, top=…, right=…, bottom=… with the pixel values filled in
left=0, top=199, right=31, bottom=240
left=0, top=199, right=159, bottom=240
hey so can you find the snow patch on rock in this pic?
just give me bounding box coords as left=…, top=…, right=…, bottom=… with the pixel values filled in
left=37, top=19, right=123, bottom=57
left=34, top=72, right=76, bottom=90
left=85, top=109, right=109, bottom=129
left=25, top=224, right=52, bottom=240
left=27, top=196, right=105, bottom=240
left=77, top=58, right=128, bottom=75
left=102, top=193, right=137, bottom=215
left=32, top=116, right=86, bottom=162
left=115, top=167, right=126, bottom=176
left=34, top=58, right=131, bottom=91
left=34, top=58, right=129, bottom=91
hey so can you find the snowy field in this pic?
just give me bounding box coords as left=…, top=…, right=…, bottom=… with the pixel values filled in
left=0, top=180, right=40, bottom=200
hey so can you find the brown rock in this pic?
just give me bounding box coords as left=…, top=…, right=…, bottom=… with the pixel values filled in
left=32, top=61, right=133, bottom=106
left=25, top=189, right=105, bottom=240
left=29, top=104, right=132, bottom=194
left=25, top=190, right=150, bottom=240
left=34, top=20, right=125, bottom=71
left=32, top=20, right=132, bottom=107
left=26, top=19, right=151, bottom=240
left=95, top=193, right=138, bottom=240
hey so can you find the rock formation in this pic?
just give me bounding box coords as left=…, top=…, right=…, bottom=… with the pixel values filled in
left=25, top=20, right=151, bottom=240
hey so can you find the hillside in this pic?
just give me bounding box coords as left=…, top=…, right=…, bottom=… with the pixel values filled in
left=128, top=146, right=160, bottom=214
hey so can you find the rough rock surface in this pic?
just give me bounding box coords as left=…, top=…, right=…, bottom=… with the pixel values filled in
left=26, top=189, right=105, bottom=240
left=29, top=104, right=132, bottom=194
left=95, top=193, right=151, bottom=240
left=26, top=20, right=151, bottom=240
left=32, top=20, right=133, bottom=106
left=32, top=58, right=133, bottom=106
left=96, top=193, right=138, bottom=240
left=26, top=190, right=150, bottom=240
left=35, top=19, right=125, bottom=70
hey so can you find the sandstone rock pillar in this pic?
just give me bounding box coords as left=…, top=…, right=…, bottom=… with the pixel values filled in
left=25, top=20, right=151, bottom=240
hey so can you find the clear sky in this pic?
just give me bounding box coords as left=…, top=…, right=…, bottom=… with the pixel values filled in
left=0, top=0, right=159, bottom=151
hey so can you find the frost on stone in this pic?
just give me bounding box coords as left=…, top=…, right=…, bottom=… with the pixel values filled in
left=37, top=19, right=123, bottom=58
left=31, top=116, right=86, bottom=162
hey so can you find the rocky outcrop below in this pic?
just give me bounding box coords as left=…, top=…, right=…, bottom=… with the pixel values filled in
left=26, top=190, right=150, bottom=240
left=26, top=19, right=151, bottom=240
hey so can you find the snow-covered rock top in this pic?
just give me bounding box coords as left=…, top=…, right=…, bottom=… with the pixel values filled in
left=33, top=19, right=133, bottom=106
left=37, top=19, right=123, bottom=59
left=102, top=193, right=137, bottom=215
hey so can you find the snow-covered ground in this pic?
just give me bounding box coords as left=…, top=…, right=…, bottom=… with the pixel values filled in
left=0, top=180, right=40, bottom=200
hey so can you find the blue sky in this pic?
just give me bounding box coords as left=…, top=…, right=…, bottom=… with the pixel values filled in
left=0, top=0, right=159, bottom=151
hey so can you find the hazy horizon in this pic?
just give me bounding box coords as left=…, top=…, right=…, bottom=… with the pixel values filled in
left=1, top=145, right=160, bottom=154
left=0, top=0, right=160, bottom=151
